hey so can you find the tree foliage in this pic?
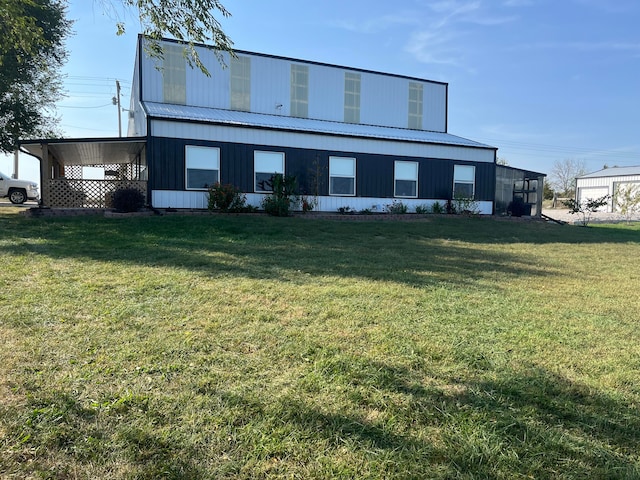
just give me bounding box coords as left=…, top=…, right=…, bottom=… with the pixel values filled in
left=104, top=0, right=233, bottom=75
left=550, top=158, right=587, bottom=197
left=615, top=183, right=640, bottom=224
left=0, top=0, right=71, bottom=153
left=563, top=195, right=610, bottom=227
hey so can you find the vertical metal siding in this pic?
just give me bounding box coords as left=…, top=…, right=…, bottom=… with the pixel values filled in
left=308, top=65, right=343, bottom=122
left=149, top=136, right=496, bottom=202
left=360, top=73, right=407, bottom=129
left=423, top=83, right=447, bottom=132
left=250, top=55, right=291, bottom=116
left=185, top=46, right=230, bottom=108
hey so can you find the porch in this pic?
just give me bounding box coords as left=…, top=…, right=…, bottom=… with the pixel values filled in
left=20, top=138, right=147, bottom=208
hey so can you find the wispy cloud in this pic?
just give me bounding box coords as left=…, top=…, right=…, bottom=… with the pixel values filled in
left=502, top=0, right=533, bottom=7
left=508, top=41, right=640, bottom=53
left=329, top=12, right=420, bottom=35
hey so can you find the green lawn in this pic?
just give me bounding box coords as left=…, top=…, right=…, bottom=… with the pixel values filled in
left=1, top=209, right=639, bottom=479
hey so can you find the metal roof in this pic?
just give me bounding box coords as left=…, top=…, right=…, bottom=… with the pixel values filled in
left=144, top=102, right=495, bottom=150
left=578, top=165, right=640, bottom=179
left=20, top=138, right=146, bottom=166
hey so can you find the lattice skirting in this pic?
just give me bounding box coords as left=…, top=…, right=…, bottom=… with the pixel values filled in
left=46, top=180, right=147, bottom=208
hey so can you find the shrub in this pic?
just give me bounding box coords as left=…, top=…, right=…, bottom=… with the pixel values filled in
left=563, top=195, right=610, bottom=226
left=261, top=174, right=298, bottom=216
left=431, top=201, right=445, bottom=214
left=615, top=184, right=640, bottom=224
left=208, top=183, right=250, bottom=212
left=507, top=197, right=530, bottom=217
left=385, top=200, right=408, bottom=214
left=453, top=195, right=480, bottom=215
left=111, top=188, right=145, bottom=213
left=415, top=204, right=430, bottom=214
left=300, top=195, right=317, bottom=213
left=337, top=206, right=353, bottom=215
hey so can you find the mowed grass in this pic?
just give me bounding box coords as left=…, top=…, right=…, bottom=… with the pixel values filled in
left=1, top=208, right=639, bottom=479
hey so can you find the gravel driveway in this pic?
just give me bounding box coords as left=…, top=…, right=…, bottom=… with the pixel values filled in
left=543, top=208, right=640, bottom=224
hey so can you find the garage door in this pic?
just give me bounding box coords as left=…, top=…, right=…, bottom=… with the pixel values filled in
left=577, top=187, right=611, bottom=212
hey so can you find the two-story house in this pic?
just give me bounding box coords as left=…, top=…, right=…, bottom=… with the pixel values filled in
left=22, top=36, right=547, bottom=214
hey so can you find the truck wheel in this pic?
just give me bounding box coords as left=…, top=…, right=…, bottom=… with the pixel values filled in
left=9, top=189, right=27, bottom=204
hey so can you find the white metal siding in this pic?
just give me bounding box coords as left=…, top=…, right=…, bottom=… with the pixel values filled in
left=576, top=174, right=640, bottom=212
left=423, top=83, right=447, bottom=132
left=151, top=120, right=495, bottom=163
left=152, top=190, right=493, bottom=214
left=139, top=40, right=448, bottom=132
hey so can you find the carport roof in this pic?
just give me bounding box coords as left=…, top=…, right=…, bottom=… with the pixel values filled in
left=578, top=165, right=640, bottom=178
left=20, top=137, right=146, bottom=166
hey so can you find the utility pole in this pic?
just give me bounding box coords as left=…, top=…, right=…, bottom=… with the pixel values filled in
left=115, top=80, right=122, bottom=137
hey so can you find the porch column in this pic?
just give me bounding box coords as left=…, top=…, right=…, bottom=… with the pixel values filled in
left=40, top=142, right=50, bottom=207
left=13, top=150, right=19, bottom=178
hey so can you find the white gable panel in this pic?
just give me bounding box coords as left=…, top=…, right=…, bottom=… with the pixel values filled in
left=151, top=120, right=495, bottom=163
left=423, top=83, right=447, bottom=132
left=360, top=73, right=407, bottom=129
left=308, top=65, right=344, bottom=122
left=249, top=55, right=291, bottom=116
left=185, top=47, right=230, bottom=108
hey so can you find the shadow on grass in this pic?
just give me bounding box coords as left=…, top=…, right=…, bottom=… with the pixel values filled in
left=251, top=355, right=639, bottom=477
left=0, top=215, right=567, bottom=288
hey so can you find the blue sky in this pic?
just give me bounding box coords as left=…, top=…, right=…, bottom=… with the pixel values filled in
left=3, top=0, right=639, bottom=184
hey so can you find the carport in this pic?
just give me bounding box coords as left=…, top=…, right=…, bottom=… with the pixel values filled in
left=20, top=137, right=147, bottom=208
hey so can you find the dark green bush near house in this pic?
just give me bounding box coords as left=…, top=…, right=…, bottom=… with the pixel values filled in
left=415, top=204, right=430, bottom=214
left=262, top=173, right=298, bottom=216
left=385, top=200, right=408, bottom=214
left=207, top=182, right=251, bottom=212
left=508, top=197, right=529, bottom=217
left=111, top=188, right=145, bottom=212
left=431, top=201, right=445, bottom=214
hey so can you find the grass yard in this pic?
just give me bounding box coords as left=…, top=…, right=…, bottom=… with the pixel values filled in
left=1, top=208, right=639, bottom=479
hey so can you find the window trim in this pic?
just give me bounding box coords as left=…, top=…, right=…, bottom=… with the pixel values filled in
left=185, top=145, right=220, bottom=191
left=453, top=164, right=476, bottom=199
left=394, top=161, right=419, bottom=198
left=254, top=150, right=285, bottom=193
left=329, top=156, right=356, bottom=196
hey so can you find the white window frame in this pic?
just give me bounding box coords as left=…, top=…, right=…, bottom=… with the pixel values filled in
left=408, top=82, right=423, bottom=130
left=453, top=165, right=476, bottom=198
left=254, top=151, right=285, bottom=193
left=394, top=161, right=419, bottom=198
left=230, top=55, right=251, bottom=111
left=329, top=157, right=356, bottom=196
left=344, top=72, right=361, bottom=124
left=163, top=44, right=186, bottom=105
left=290, top=64, right=309, bottom=118
left=185, top=146, right=220, bottom=190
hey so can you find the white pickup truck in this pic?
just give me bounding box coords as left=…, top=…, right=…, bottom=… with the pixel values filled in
left=0, top=171, right=40, bottom=204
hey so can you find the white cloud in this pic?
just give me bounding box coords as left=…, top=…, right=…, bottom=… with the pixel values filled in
left=502, top=0, right=534, bottom=7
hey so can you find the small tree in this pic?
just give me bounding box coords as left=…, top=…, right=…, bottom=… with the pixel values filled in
left=616, top=184, right=640, bottom=224
left=563, top=195, right=610, bottom=227
left=550, top=158, right=587, bottom=197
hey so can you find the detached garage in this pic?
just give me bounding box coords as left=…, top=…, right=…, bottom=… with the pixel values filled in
left=576, top=166, right=640, bottom=213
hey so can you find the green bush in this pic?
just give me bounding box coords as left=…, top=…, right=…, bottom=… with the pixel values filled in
left=415, top=204, right=430, bottom=214
left=208, top=182, right=251, bottom=212
left=111, top=188, right=145, bottom=213
left=261, top=174, right=298, bottom=216
left=430, top=201, right=445, bottom=214
left=385, top=200, right=408, bottom=214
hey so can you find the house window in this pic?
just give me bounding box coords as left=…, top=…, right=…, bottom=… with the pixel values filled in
left=344, top=72, right=361, bottom=124
left=453, top=165, right=475, bottom=198
left=255, top=151, right=285, bottom=192
left=290, top=64, right=309, bottom=118
left=408, top=82, right=423, bottom=130
left=163, top=44, right=186, bottom=105
left=185, top=146, right=220, bottom=190
left=395, top=161, right=418, bottom=198
left=230, top=55, right=250, bottom=111
left=329, top=157, right=356, bottom=196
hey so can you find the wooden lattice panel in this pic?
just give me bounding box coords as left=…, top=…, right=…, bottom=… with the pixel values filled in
left=47, top=180, right=147, bottom=208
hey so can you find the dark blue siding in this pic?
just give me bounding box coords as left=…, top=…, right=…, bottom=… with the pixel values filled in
left=148, top=137, right=496, bottom=201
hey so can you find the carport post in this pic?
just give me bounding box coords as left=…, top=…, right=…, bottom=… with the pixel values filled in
left=40, top=142, right=49, bottom=207
left=13, top=150, right=19, bottom=178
